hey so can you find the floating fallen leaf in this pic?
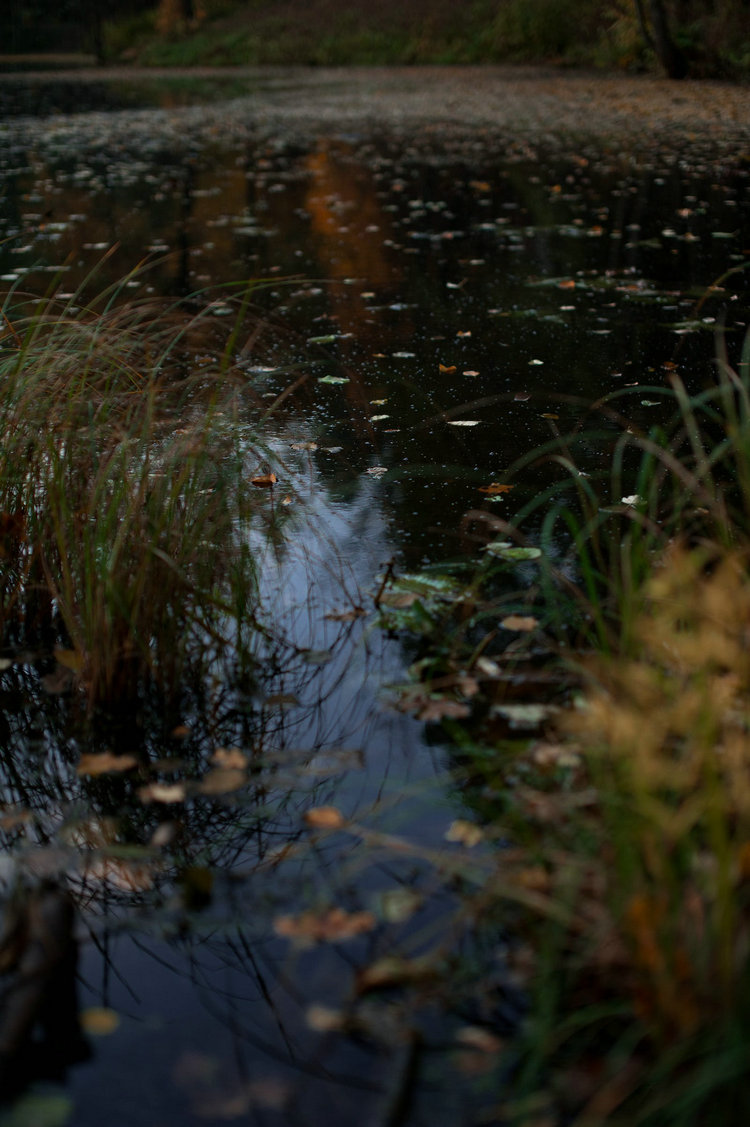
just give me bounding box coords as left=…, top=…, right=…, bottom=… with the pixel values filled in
left=274, top=906, right=376, bottom=944
left=448, top=420, right=480, bottom=427
left=357, top=955, right=437, bottom=993
left=479, top=483, right=514, bottom=495
left=77, top=752, right=138, bottom=777
left=138, top=782, right=186, bottom=804
left=540, top=412, right=559, bottom=419
left=455, top=1026, right=505, bottom=1053
left=528, top=359, right=544, bottom=365
left=304, top=806, right=345, bottom=829
left=199, top=767, right=246, bottom=795
left=370, top=414, right=390, bottom=422
left=484, top=543, right=542, bottom=562
left=463, top=369, right=480, bottom=376
left=325, top=606, right=367, bottom=621
left=53, top=648, right=86, bottom=673
left=318, top=374, right=349, bottom=384
left=445, top=819, right=484, bottom=847
left=81, top=1007, right=120, bottom=1036
left=290, top=441, right=318, bottom=451
left=211, top=747, right=248, bottom=769
left=306, top=1004, right=347, bottom=1033
left=366, top=466, right=388, bottom=477
left=456, top=330, right=472, bottom=337
left=558, top=279, right=576, bottom=289
left=417, top=698, right=471, bottom=722
left=250, top=472, right=276, bottom=487
left=513, top=391, right=530, bottom=401
left=378, top=887, right=422, bottom=923
left=493, top=703, right=558, bottom=729
left=0, top=658, right=12, bottom=672
left=439, top=363, right=457, bottom=374
left=500, top=614, right=539, bottom=631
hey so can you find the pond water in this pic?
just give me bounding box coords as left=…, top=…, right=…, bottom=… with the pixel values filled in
left=0, top=70, right=748, bottom=1126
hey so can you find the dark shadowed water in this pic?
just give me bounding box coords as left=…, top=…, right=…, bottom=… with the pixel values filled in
left=0, top=69, right=748, bottom=1126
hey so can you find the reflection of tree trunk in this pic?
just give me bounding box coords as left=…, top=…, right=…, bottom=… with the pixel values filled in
left=643, top=0, right=688, bottom=78
left=86, top=0, right=106, bottom=63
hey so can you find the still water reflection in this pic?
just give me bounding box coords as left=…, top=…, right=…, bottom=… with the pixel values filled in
left=0, top=74, right=748, bottom=1124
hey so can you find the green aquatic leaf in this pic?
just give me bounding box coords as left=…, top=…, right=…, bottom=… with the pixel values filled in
left=318, top=375, right=350, bottom=385
left=484, top=542, right=542, bottom=561
left=0, top=1089, right=74, bottom=1127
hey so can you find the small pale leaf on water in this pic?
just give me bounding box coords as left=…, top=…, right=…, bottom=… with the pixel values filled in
left=250, top=472, right=276, bottom=487
left=304, top=806, right=345, bottom=829
left=448, top=420, right=480, bottom=427
left=463, top=370, right=480, bottom=376
left=366, top=466, right=388, bottom=477
left=500, top=615, right=539, bottom=632
left=318, top=374, right=350, bottom=384
left=138, top=782, right=186, bottom=804
left=493, top=703, right=557, bottom=729
left=445, top=819, right=484, bottom=847
left=306, top=1004, right=347, bottom=1033
left=81, top=1007, right=120, bottom=1036
left=528, top=359, right=544, bottom=365
left=514, top=391, right=531, bottom=401
left=370, top=414, right=390, bottom=422
left=77, top=752, right=138, bottom=777
left=378, top=887, right=422, bottom=923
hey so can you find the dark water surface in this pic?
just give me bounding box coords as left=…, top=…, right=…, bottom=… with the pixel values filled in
left=0, top=70, right=748, bottom=1125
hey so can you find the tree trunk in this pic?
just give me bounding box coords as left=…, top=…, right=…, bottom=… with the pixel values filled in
left=646, top=0, right=688, bottom=77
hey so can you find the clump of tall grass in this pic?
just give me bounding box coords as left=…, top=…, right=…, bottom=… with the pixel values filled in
left=0, top=268, right=280, bottom=708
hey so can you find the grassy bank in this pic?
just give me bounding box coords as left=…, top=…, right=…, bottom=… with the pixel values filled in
left=373, top=322, right=750, bottom=1121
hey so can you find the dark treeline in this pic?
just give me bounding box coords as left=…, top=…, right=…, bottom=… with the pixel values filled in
left=0, top=0, right=748, bottom=77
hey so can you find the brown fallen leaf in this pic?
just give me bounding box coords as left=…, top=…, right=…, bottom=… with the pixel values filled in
left=211, top=747, right=248, bottom=769
left=304, top=806, right=345, bottom=829
left=198, top=767, right=247, bottom=795
left=78, top=752, right=138, bottom=777
left=439, top=363, right=457, bottom=374
left=251, top=472, right=277, bottom=487
left=324, top=606, right=367, bottom=622
left=416, top=698, right=471, bottom=722
left=500, top=614, right=539, bottom=632
left=274, top=906, right=376, bottom=944
left=479, top=483, right=514, bottom=495
left=356, top=955, right=437, bottom=993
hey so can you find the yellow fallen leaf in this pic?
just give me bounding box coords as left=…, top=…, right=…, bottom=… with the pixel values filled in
left=81, top=1007, right=120, bottom=1036
left=445, top=819, right=484, bottom=847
